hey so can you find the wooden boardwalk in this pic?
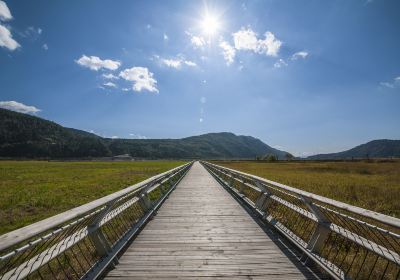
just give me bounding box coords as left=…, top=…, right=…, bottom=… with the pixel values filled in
left=104, top=162, right=322, bottom=279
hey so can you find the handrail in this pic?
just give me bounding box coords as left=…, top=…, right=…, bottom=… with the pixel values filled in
left=0, top=163, right=190, bottom=251
left=0, top=161, right=193, bottom=280
left=201, top=161, right=400, bottom=280
left=205, top=162, right=400, bottom=229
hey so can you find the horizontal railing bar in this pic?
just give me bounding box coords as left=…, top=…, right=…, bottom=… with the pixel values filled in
left=0, top=162, right=190, bottom=252
left=204, top=161, right=400, bottom=229
left=145, top=183, right=161, bottom=195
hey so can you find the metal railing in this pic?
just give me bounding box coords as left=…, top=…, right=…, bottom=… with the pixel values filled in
left=0, top=161, right=193, bottom=280
left=202, top=161, right=400, bottom=280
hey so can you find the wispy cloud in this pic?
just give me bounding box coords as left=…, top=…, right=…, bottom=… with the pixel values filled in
left=380, top=82, right=394, bottom=89
left=19, top=26, right=42, bottom=39
left=184, top=60, right=197, bottom=67
left=0, top=101, right=41, bottom=114
left=163, top=33, right=168, bottom=41
left=219, top=41, right=236, bottom=65
left=42, top=43, right=48, bottom=50
left=380, top=76, right=400, bottom=89
left=159, top=56, right=197, bottom=69
left=274, top=58, right=288, bottom=68
left=186, top=31, right=205, bottom=48
left=129, top=133, right=147, bottom=139
left=291, top=51, right=308, bottom=60
left=76, top=55, right=121, bottom=71
left=103, top=82, right=117, bottom=88
left=119, top=66, right=159, bottom=93
left=102, top=73, right=119, bottom=80
left=233, top=28, right=282, bottom=57
left=162, top=58, right=182, bottom=68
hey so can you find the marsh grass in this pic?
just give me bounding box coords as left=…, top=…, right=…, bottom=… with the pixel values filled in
left=0, top=160, right=184, bottom=234
left=214, top=160, right=400, bottom=218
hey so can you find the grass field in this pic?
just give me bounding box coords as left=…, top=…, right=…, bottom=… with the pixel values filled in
left=214, top=160, right=400, bottom=218
left=0, top=160, right=184, bottom=234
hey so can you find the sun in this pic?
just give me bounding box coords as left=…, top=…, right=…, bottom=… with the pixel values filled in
left=201, top=14, right=220, bottom=36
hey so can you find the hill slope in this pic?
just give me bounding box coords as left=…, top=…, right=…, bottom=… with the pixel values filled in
left=307, top=139, right=400, bottom=160
left=0, top=108, right=289, bottom=159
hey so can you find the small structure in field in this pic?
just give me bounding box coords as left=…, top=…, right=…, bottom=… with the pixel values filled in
left=112, top=154, right=133, bottom=161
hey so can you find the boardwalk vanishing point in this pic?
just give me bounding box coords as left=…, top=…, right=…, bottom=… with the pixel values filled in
left=1, top=161, right=399, bottom=280
left=104, top=162, right=322, bottom=279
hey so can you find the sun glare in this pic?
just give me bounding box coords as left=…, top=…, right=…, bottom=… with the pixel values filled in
left=201, top=14, right=220, bottom=36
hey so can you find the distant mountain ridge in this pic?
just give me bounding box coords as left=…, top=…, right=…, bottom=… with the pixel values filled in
left=307, top=139, right=400, bottom=160
left=0, top=108, right=289, bottom=159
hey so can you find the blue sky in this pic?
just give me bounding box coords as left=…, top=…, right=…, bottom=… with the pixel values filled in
left=0, top=0, right=399, bottom=156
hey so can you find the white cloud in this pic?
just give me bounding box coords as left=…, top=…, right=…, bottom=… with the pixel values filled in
left=0, top=101, right=41, bottom=114
left=103, top=82, right=117, bottom=88
left=119, top=67, right=159, bottom=93
left=233, top=28, right=282, bottom=57
left=380, top=82, right=394, bottom=88
left=199, top=118, right=203, bottom=123
left=129, top=133, right=147, bottom=139
left=102, top=73, right=119, bottom=80
left=160, top=57, right=196, bottom=69
left=110, top=136, right=119, bottom=139
left=76, top=55, right=121, bottom=71
left=0, top=1, right=12, bottom=21
left=274, top=58, right=288, bottom=68
left=184, top=60, right=196, bottom=67
left=291, top=51, right=308, bottom=60
left=162, top=58, right=181, bottom=68
left=186, top=32, right=205, bottom=48
left=121, top=88, right=130, bottom=92
left=219, top=41, right=236, bottom=65
left=380, top=76, right=400, bottom=89
left=20, top=26, right=42, bottom=39
left=42, top=43, right=48, bottom=50
left=191, top=35, right=205, bottom=47
left=0, top=24, right=20, bottom=50
left=163, top=33, right=168, bottom=41
left=0, top=1, right=19, bottom=51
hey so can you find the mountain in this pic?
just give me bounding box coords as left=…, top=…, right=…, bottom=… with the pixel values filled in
left=307, top=140, right=400, bottom=160
left=0, top=108, right=110, bottom=158
left=0, top=108, right=290, bottom=159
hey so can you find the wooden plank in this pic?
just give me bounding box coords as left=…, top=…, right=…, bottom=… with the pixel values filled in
left=104, top=162, right=322, bottom=279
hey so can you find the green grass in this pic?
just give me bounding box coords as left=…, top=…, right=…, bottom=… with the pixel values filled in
left=0, top=160, right=185, bottom=234
left=214, top=160, right=400, bottom=218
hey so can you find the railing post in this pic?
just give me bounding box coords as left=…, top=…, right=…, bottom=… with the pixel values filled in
left=139, top=192, right=153, bottom=211
left=254, top=180, right=273, bottom=213
left=301, top=196, right=331, bottom=256
left=160, top=175, right=170, bottom=194
left=88, top=202, right=114, bottom=261
left=238, top=178, right=245, bottom=193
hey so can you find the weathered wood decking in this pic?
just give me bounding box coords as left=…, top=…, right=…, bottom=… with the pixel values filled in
left=104, top=162, right=321, bottom=279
